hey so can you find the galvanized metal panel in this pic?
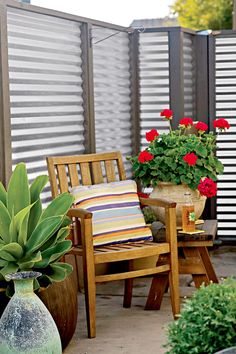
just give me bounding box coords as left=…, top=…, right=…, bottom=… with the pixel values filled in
left=183, top=33, right=196, bottom=117
left=139, top=31, right=170, bottom=149
left=215, top=35, right=236, bottom=242
left=92, top=26, right=132, bottom=173
left=7, top=7, right=85, bottom=201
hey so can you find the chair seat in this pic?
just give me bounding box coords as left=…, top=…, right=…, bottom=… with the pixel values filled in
left=71, top=241, right=170, bottom=263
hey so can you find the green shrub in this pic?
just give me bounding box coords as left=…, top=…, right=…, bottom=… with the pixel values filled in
left=165, top=278, right=236, bottom=354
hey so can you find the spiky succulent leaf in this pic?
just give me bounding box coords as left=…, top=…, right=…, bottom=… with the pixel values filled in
left=0, top=201, right=11, bottom=242
left=25, top=216, right=63, bottom=254
left=7, top=163, right=30, bottom=216
left=28, top=175, right=48, bottom=235
left=40, top=193, right=74, bottom=221
left=35, top=240, right=72, bottom=268
left=0, top=182, right=7, bottom=206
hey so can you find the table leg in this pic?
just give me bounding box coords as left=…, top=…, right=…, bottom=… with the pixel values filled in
left=183, top=247, right=210, bottom=288
left=145, top=274, right=169, bottom=310
left=198, top=247, right=218, bottom=283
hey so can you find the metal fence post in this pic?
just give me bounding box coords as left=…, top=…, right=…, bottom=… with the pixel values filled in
left=168, top=28, right=184, bottom=129
left=195, top=34, right=209, bottom=124
left=81, top=22, right=96, bottom=154
left=129, top=29, right=140, bottom=155
left=208, top=34, right=217, bottom=219
left=0, top=2, right=12, bottom=185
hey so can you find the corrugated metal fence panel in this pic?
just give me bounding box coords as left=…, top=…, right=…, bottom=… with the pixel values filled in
left=183, top=32, right=196, bottom=117
left=139, top=31, right=170, bottom=149
left=215, top=35, right=236, bottom=242
left=7, top=7, right=85, bottom=202
left=92, top=26, right=132, bottom=173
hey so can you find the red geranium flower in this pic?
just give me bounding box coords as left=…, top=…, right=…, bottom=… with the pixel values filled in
left=137, top=191, right=149, bottom=198
left=138, top=150, right=154, bottom=163
left=146, top=129, right=159, bottom=142
left=198, top=178, right=217, bottom=198
left=183, top=152, right=198, bottom=166
left=160, top=109, right=173, bottom=119
left=179, top=117, right=193, bottom=127
left=194, top=121, right=208, bottom=132
left=213, top=118, right=230, bottom=131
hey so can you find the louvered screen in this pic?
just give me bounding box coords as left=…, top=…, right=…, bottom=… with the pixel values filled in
left=7, top=7, right=84, bottom=202
left=183, top=32, right=196, bottom=117
left=139, top=31, right=170, bottom=149
left=215, top=35, right=236, bottom=242
left=92, top=26, right=132, bottom=173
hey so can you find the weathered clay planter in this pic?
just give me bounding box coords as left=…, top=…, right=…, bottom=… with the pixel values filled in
left=150, top=182, right=206, bottom=227
left=38, top=273, right=78, bottom=350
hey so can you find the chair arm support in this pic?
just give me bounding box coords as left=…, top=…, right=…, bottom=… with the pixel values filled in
left=139, top=197, right=176, bottom=209
left=67, top=207, right=93, bottom=219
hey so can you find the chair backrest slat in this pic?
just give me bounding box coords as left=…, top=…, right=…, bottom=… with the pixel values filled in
left=91, top=161, right=104, bottom=184
left=57, top=165, right=69, bottom=193
left=68, top=164, right=80, bottom=187
left=80, top=162, right=92, bottom=185
left=104, top=160, right=116, bottom=182
left=46, top=151, right=126, bottom=197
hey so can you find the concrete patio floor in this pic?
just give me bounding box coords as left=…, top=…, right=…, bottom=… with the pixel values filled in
left=64, top=246, right=236, bottom=354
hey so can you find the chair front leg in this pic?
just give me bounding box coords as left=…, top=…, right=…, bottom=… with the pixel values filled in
left=81, top=218, right=97, bottom=338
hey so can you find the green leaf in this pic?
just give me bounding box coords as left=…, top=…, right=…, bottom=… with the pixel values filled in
left=46, top=262, right=73, bottom=282
left=30, top=175, right=48, bottom=202
left=7, top=163, right=30, bottom=216
left=0, top=201, right=11, bottom=243
left=0, top=243, right=23, bottom=261
left=18, top=251, right=42, bottom=269
left=0, top=182, right=7, bottom=206
left=27, top=199, right=43, bottom=238
left=9, top=204, right=34, bottom=244
left=28, top=175, right=48, bottom=235
left=35, top=240, right=72, bottom=268
left=40, top=193, right=74, bottom=222
left=0, top=262, right=19, bottom=278
left=25, top=216, right=63, bottom=254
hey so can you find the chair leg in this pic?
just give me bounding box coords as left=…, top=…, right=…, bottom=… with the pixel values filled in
left=168, top=262, right=180, bottom=319
left=123, top=260, right=133, bottom=308
left=83, top=257, right=96, bottom=338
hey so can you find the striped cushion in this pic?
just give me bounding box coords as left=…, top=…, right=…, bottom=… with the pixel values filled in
left=71, top=180, right=152, bottom=247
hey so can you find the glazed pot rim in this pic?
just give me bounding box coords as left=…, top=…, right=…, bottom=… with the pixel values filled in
left=5, top=271, right=42, bottom=281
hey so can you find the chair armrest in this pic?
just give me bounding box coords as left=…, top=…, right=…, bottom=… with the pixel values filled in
left=67, top=207, right=92, bottom=219
left=139, top=197, right=176, bottom=209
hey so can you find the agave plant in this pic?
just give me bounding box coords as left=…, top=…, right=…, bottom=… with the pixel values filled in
left=0, top=163, right=74, bottom=295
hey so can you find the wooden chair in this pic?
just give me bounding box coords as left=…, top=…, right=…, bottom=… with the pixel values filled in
left=46, top=151, right=180, bottom=338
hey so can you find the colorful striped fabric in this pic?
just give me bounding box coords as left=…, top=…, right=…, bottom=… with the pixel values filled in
left=71, top=180, right=153, bottom=247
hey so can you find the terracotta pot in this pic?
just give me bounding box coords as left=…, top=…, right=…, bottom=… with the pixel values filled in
left=38, top=274, right=78, bottom=350
left=150, top=182, right=206, bottom=227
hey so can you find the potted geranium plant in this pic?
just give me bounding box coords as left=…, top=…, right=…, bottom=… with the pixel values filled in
left=128, top=109, right=230, bottom=224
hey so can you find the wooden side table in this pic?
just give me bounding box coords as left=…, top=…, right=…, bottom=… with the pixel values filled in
left=145, top=220, right=218, bottom=310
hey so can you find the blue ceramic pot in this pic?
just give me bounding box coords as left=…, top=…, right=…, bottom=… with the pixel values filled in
left=0, top=271, right=62, bottom=353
